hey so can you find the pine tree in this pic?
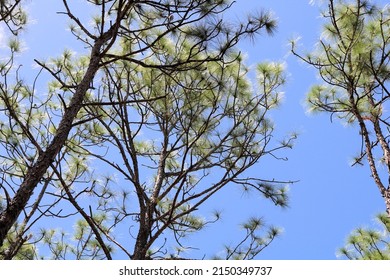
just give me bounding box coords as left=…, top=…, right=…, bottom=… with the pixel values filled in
left=339, top=213, right=390, bottom=259
left=292, top=0, right=390, bottom=216
left=0, top=0, right=295, bottom=259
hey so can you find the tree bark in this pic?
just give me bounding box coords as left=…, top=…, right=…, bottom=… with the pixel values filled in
left=131, top=204, right=154, bottom=260
left=0, top=38, right=105, bottom=248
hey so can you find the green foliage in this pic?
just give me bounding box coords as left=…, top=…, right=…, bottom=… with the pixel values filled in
left=292, top=0, right=390, bottom=121
left=292, top=0, right=390, bottom=215
left=0, top=0, right=27, bottom=35
left=0, top=0, right=294, bottom=259
left=39, top=216, right=113, bottom=260
left=90, top=47, right=292, bottom=257
left=0, top=218, right=36, bottom=260
left=0, top=236, right=36, bottom=260
left=339, top=213, right=390, bottom=259
left=213, top=217, right=282, bottom=260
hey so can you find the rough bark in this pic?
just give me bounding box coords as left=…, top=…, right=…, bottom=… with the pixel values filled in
left=0, top=37, right=106, bottom=248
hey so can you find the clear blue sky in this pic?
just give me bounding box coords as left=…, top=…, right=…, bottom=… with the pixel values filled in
left=3, top=0, right=388, bottom=259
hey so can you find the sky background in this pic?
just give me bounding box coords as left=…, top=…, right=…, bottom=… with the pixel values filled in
left=1, top=0, right=388, bottom=260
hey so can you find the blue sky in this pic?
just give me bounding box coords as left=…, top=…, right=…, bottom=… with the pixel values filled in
left=2, top=0, right=388, bottom=259
left=224, top=0, right=387, bottom=259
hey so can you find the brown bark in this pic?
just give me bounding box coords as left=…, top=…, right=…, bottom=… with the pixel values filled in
left=0, top=37, right=106, bottom=248
left=349, top=89, right=390, bottom=217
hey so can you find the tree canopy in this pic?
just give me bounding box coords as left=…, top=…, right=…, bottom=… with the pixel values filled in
left=339, top=213, right=390, bottom=259
left=4, top=0, right=390, bottom=261
left=0, top=0, right=294, bottom=259
left=292, top=0, right=390, bottom=216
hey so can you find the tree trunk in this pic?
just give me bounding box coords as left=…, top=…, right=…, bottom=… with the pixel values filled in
left=131, top=205, right=154, bottom=260
left=0, top=40, right=104, bottom=248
